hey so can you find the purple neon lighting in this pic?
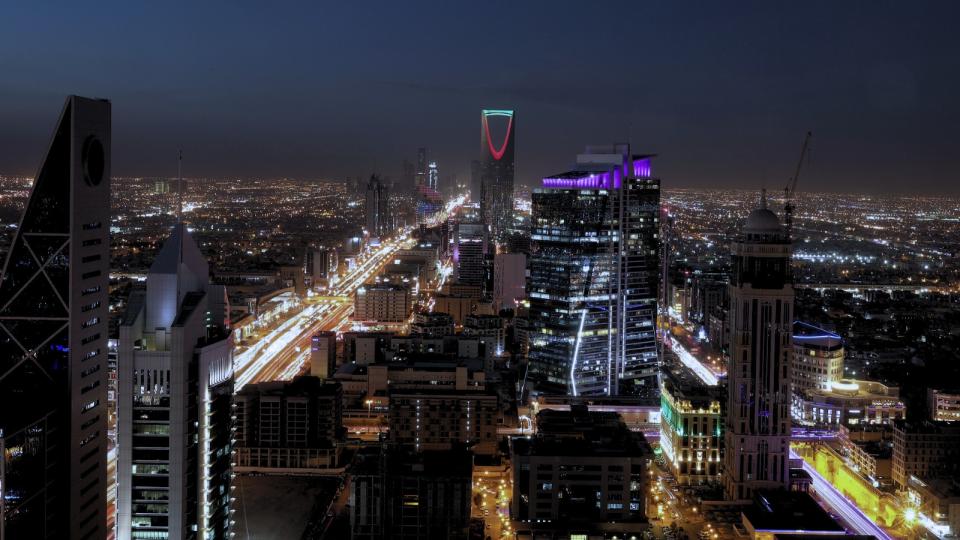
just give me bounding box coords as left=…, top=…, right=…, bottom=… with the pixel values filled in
left=541, top=159, right=653, bottom=189
left=633, top=158, right=651, bottom=177
left=483, top=114, right=513, bottom=161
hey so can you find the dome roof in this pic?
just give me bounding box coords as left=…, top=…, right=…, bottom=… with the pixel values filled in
left=743, top=207, right=782, bottom=233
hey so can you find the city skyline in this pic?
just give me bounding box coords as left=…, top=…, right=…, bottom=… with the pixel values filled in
left=2, top=2, right=960, bottom=195
left=3, top=4, right=960, bottom=539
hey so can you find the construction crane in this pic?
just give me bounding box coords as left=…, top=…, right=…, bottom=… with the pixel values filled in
left=783, top=131, right=812, bottom=241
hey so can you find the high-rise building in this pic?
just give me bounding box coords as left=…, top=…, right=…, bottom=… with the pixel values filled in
left=365, top=174, right=391, bottom=238
left=723, top=194, right=793, bottom=501
left=427, top=161, right=439, bottom=192
left=415, top=147, right=427, bottom=188
left=479, top=109, right=515, bottom=241
left=527, top=145, right=660, bottom=398
left=0, top=96, right=110, bottom=539
left=453, top=221, right=488, bottom=286
left=117, top=224, right=234, bottom=540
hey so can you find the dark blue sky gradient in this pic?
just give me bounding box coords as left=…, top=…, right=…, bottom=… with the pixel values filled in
left=1, top=1, right=958, bottom=194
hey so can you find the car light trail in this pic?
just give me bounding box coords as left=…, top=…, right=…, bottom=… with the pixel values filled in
left=668, top=337, right=719, bottom=386
left=790, top=449, right=891, bottom=540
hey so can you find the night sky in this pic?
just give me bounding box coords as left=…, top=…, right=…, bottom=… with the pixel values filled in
left=1, top=1, right=959, bottom=195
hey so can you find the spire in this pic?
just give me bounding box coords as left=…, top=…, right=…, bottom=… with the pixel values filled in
left=760, top=188, right=767, bottom=209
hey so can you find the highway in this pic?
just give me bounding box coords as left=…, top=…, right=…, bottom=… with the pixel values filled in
left=233, top=236, right=411, bottom=389
left=790, top=449, right=892, bottom=540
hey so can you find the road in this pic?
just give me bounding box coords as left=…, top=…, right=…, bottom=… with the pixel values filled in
left=234, top=235, right=413, bottom=389
left=789, top=449, right=892, bottom=540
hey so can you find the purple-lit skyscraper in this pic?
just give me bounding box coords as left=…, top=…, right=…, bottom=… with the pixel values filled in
left=526, top=145, right=660, bottom=399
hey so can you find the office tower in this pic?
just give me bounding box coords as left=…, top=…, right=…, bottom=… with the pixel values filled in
left=493, top=252, right=526, bottom=312
left=723, top=194, right=793, bottom=501
left=234, top=376, right=343, bottom=472
left=479, top=109, right=515, bottom=241
left=0, top=96, right=110, bottom=540
left=365, top=174, right=391, bottom=238
left=310, top=331, right=337, bottom=379
left=117, top=223, right=234, bottom=540
left=527, top=145, right=660, bottom=398
left=453, top=221, right=488, bottom=286
left=427, top=161, right=439, bottom=192
left=415, top=147, right=427, bottom=188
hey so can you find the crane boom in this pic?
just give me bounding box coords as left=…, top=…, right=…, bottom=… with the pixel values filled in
left=783, top=131, right=812, bottom=241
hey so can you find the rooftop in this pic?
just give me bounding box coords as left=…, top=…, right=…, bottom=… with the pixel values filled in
left=743, top=491, right=844, bottom=534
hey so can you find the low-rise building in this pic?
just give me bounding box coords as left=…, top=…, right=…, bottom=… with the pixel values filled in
left=234, top=376, right=344, bottom=472
left=928, top=388, right=960, bottom=423
left=892, top=420, right=960, bottom=490
left=791, top=321, right=844, bottom=394
left=741, top=491, right=844, bottom=540
left=354, top=284, right=411, bottom=323
left=463, top=314, right=505, bottom=355
left=410, top=311, right=455, bottom=337
left=350, top=447, right=472, bottom=540
left=793, top=379, right=905, bottom=428
left=659, top=363, right=723, bottom=485
left=512, top=406, right=649, bottom=531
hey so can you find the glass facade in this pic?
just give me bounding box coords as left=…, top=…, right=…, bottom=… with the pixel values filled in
left=1, top=97, right=110, bottom=539
left=527, top=154, right=660, bottom=398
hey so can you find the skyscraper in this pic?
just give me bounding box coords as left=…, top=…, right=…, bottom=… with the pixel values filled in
left=415, top=147, right=427, bottom=188
left=723, top=193, right=793, bottom=501
left=527, top=145, right=660, bottom=398
left=427, top=161, right=439, bottom=192
left=365, top=174, right=391, bottom=238
left=479, top=109, right=515, bottom=242
left=117, top=223, right=234, bottom=539
left=0, top=96, right=110, bottom=540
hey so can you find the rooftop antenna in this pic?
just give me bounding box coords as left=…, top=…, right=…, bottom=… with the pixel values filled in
left=760, top=188, right=767, bottom=209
